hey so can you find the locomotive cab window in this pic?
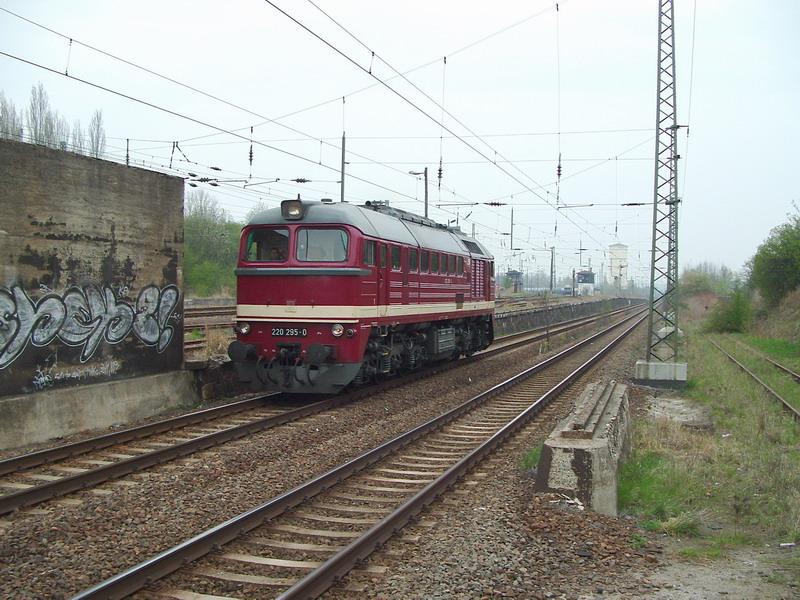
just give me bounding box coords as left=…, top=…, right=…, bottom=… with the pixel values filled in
left=391, top=246, right=401, bottom=270
left=458, top=256, right=464, bottom=275
left=421, top=250, right=429, bottom=273
left=296, top=228, right=348, bottom=262
left=245, top=227, right=289, bottom=262
left=363, top=240, right=376, bottom=266
left=431, top=252, right=439, bottom=274
left=409, top=249, right=418, bottom=271
left=448, top=255, right=456, bottom=275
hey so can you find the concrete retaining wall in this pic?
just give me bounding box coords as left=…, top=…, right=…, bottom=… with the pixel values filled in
left=0, top=139, right=184, bottom=397
left=0, top=371, right=197, bottom=449
left=494, top=297, right=636, bottom=337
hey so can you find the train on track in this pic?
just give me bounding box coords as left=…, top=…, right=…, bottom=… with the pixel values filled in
left=228, top=197, right=495, bottom=393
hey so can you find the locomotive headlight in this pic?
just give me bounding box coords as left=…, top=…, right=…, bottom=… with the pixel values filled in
left=331, top=323, right=345, bottom=337
left=235, top=322, right=251, bottom=335
left=281, top=197, right=305, bottom=220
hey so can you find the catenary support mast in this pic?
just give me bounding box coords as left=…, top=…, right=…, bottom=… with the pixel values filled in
left=645, top=0, right=681, bottom=363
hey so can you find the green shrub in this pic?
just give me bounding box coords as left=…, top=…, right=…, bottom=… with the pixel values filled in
left=705, top=286, right=752, bottom=333
left=749, top=211, right=800, bottom=307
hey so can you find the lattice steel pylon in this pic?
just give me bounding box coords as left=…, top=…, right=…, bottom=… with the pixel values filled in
left=645, top=0, right=681, bottom=362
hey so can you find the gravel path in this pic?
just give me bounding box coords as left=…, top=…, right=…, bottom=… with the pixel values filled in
left=0, top=322, right=606, bottom=599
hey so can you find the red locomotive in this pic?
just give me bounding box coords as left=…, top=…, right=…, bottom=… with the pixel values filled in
left=227, top=197, right=495, bottom=393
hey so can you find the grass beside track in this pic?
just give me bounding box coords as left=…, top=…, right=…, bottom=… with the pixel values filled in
left=737, top=334, right=800, bottom=379
left=618, top=324, right=800, bottom=582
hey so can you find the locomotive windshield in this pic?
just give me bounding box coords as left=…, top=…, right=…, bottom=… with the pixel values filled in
left=296, top=227, right=349, bottom=262
left=244, top=227, right=289, bottom=262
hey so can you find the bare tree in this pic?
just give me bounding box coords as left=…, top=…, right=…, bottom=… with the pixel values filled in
left=88, top=109, right=106, bottom=158
left=71, top=119, right=85, bottom=154
left=54, top=114, right=70, bottom=150
left=185, top=189, right=229, bottom=222
left=244, top=200, right=271, bottom=223
left=26, top=83, right=56, bottom=146
left=6, top=83, right=107, bottom=155
left=0, top=92, right=23, bottom=140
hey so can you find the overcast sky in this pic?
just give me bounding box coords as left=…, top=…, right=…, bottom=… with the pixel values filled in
left=1, top=0, right=798, bottom=283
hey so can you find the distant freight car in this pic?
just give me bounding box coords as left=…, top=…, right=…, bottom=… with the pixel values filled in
left=228, top=198, right=495, bottom=393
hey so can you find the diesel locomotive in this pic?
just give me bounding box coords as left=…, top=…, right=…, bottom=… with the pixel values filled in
left=227, top=197, right=495, bottom=393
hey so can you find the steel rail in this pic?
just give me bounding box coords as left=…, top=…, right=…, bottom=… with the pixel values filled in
left=0, top=394, right=278, bottom=477
left=0, top=394, right=346, bottom=516
left=1, top=303, right=640, bottom=515
left=733, top=339, right=800, bottom=383
left=491, top=302, right=642, bottom=348
left=280, top=312, right=646, bottom=599
left=709, top=338, right=800, bottom=423
left=0, top=307, right=630, bottom=515
left=72, top=308, right=645, bottom=600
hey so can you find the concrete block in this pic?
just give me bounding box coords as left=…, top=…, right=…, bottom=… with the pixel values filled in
left=634, top=359, right=688, bottom=388
left=534, top=381, right=630, bottom=516
left=0, top=371, right=198, bottom=450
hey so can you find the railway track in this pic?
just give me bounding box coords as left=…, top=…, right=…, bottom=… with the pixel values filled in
left=0, top=305, right=640, bottom=517
left=709, top=338, right=800, bottom=422
left=74, top=308, right=646, bottom=599
left=732, top=339, right=800, bottom=383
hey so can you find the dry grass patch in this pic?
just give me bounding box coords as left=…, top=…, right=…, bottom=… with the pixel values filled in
left=203, top=326, right=234, bottom=357
left=620, top=327, right=800, bottom=563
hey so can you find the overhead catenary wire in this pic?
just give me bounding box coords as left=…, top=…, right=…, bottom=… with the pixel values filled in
left=0, top=5, right=451, bottom=203
left=50, top=1, right=564, bottom=152
left=555, top=2, right=563, bottom=206
left=129, top=128, right=653, bottom=149
left=267, top=0, right=609, bottom=250
left=1, top=3, right=652, bottom=262
left=0, top=49, right=423, bottom=205
left=2, top=0, right=640, bottom=252
left=681, top=0, right=698, bottom=196
left=300, top=1, right=637, bottom=260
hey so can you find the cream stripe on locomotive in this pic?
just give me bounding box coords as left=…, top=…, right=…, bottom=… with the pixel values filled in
left=237, top=301, right=495, bottom=323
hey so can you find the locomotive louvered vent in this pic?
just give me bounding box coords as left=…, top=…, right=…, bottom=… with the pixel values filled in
left=462, top=240, right=484, bottom=255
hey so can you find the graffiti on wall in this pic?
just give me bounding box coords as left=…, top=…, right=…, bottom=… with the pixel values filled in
left=32, top=354, right=123, bottom=391
left=0, top=283, right=181, bottom=369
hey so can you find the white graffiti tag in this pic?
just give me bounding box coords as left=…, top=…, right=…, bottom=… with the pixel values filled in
left=133, top=285, right=179, bottom=352
left=60, top=286, right=136, bottom=362
left=0, top=288, right=66, bottom=369
left=0, top=284, right=181, bottom=368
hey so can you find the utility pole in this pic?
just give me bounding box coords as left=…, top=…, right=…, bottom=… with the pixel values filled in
left=340, top=131, right=346, bottom=203
left=637, top=0, right=687, bottom=385
left=549, top=247, right=555, bottom=292
left=423, top=167, right=428, bottom=218
left=510, top=207, right=514, bottom=254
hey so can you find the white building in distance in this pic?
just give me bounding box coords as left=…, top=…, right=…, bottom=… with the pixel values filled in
left=609, top=243, right=628, bottom=290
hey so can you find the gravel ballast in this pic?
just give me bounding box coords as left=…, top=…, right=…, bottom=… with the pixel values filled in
left=325, top=326, right=663, bottom=599
left=0, top=321, right=614, bottom=599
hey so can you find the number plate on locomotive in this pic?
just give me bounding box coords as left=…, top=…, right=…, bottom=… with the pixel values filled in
left=271, top=326, right=308, bottom=337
